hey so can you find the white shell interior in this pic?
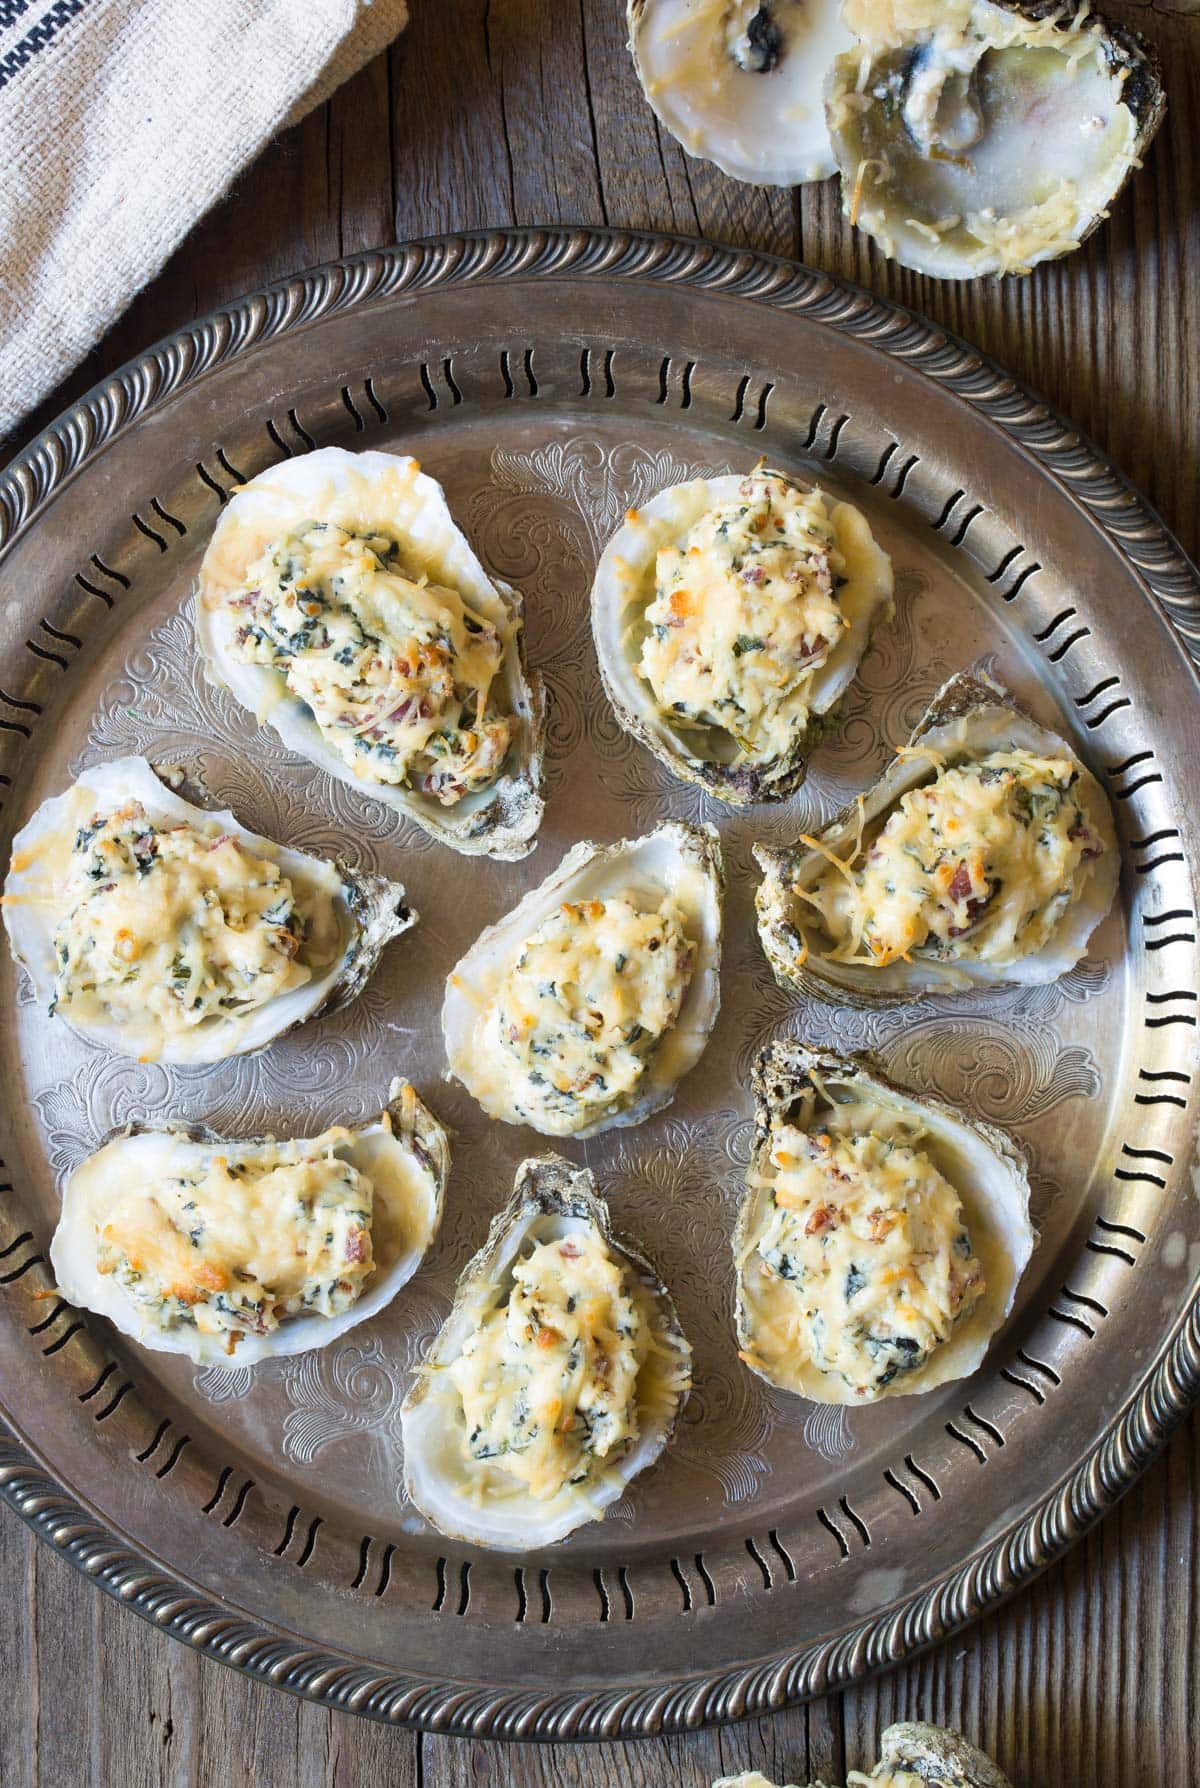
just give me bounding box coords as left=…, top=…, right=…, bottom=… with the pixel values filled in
left=195, top=447, right=543, bottom=859
left=401, top=1166, right=691, bottom=1549
left=757, top=690, right=1120, bottom=999
left=441, top=822, right=723, bottom=1137
left=829, top=0, right=1148, bottom=278
left=736, top=1052, right=1036, bottom=1404
left=590, top=473, right=893, bottom=789
left=50, top=1093, right=448, bottom=1368
left=2, top=755, right=373, bottom=1064
left=632, top=0, right=854, bottom=185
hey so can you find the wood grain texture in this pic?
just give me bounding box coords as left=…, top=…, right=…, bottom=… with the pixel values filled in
left=1, top=3, right=1198, bottom=1783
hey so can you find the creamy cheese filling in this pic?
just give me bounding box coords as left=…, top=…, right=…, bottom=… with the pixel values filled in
left=747, top=1112, right=984, bottom=1398
left=448, top=1227, right=645, bottom=1501
left=222, top=521, right=513, bottom=803
left=95, top=1131, right=374, bottom=1351
left=638, top=474, right=846, bottom=763
left=491, top=895, right=695, bottom=1128
left=51, top=802, right=317, bottom=1037
left=797, top=748, right=1104, bottom=968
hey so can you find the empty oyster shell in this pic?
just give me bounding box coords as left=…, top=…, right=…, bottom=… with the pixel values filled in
left=195, top=447, right=546, bottom=860
left=591, top=469, right=893, bottom=805
left=50, top=1081, right=449, bottom=1368
left=628, top=0, right=854, bottom=186
left=755, top=670, right=1119, bottom=1004
left=401, top=1154, right=692, bottom=1549
left=2, top=755, right=414, bottom=1064
left=827, top=0, right=1166, bottom=278
left=734, top=1040, right=1035, bottom=1404
left=442, top=821, right=723, bottom=1137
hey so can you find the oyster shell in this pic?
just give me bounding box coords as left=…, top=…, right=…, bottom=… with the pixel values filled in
left=442, top=821, right=723, bottom=1137
left=628, top=0, right=854, bottom=186
left=50, top=1081, right=449, bottom=1368
left=591, top=469, right=893, bottom=805
left=827, top=0, right=1166, bottom=278
left=2, top=755, right=414, bottom=1064
left=401, top=1154, right=692, bottom=1549
left=860, top=1722, right=1014, bottom=1788
left=755, top=670, right=1119, bottom=1004
left=195, top=447, right=546, bottom=860
left=734, top=1040, right=1035, bottom=1404
left=711, top=1721, right=1012, bottom=1788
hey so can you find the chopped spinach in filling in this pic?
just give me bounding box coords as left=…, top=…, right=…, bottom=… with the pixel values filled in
left=96, top=1135, right=374, bottom=1352
left=797, top=747, right=1105, bottom=968
left=222, top=521, right=513, bottom=805
left=493, top=895, right=695, bottom=1129
left=639, top=473, right=846, bottom=763
left=751, top=1120, right=985, bottom=1398
left=449, top=1227, right=644, bottom=1501
left=52, top=802, right=313, bottom=1037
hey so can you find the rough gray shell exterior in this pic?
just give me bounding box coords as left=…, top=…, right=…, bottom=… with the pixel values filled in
left=873, top=1718, right=1014, bottom=1788
left=746, top=1037, right=1030, bottom=1197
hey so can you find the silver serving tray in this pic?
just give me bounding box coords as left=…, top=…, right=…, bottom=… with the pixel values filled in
left=1, top=228, right=1198, bottom=1741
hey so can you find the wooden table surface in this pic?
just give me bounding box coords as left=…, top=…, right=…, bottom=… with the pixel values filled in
left=3, top=4, right=1199, bottom=1783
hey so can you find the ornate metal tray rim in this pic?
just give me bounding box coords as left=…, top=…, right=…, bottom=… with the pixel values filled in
left=1, top=225, right=1199, bottom=1742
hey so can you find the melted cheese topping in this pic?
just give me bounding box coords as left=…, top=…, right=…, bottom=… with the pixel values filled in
left=95, top=1131, right=374, bottom=1351
left=798, top=749, right=1104, bottom=969
left=50, top=802, right=319, bottom=1038
left=745, top=1114, right=984, bottom=1399
left=221, top=521, right=512, bottom=803
left=448, top=1228, right=645, bottom=1502
left=638, top=474, right=846, bottom=763
left=492, top=895, right=695, bottom=1129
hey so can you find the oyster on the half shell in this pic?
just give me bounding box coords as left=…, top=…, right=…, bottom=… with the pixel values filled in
left=442, top=821, right=723, bottom=1137
left=51, top=1081, right=449, bottom=1368
left=628, top=0, right=855, bottom=186
left=401, top=1154, right=692, bottom=1549
left=827, top=0, right=1166, bottom=279
left=2, top=755, right=414, bottom=1064
left=195, top=447, right=546, bottom=860
left=755, top=670, right=1119, bottom=1005
left=733, top=1040, right=1035, bottom=1404
left=591, top=468, right=893, bottom=805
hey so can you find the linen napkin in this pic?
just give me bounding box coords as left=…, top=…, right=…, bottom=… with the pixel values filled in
left=0, top=0, right=409, bottom=441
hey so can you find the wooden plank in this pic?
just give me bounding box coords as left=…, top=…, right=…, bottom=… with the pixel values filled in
left=843, top=1413, right=1200, bottom=1785
left=0, top=1510, right=33, bottom=1788
left=30, top=1523, right=97, bottom=1786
